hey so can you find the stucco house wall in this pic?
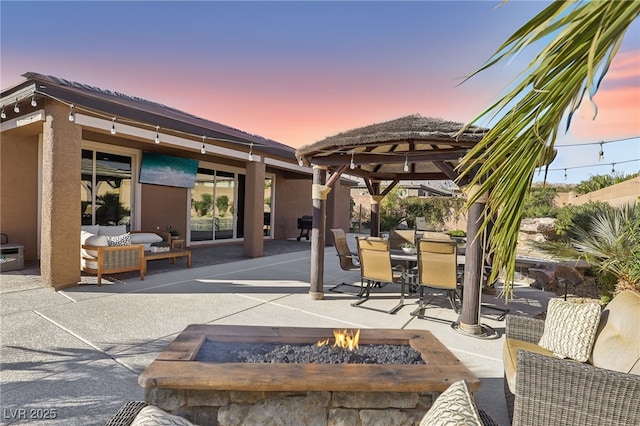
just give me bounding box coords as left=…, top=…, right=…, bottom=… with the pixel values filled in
left=0, top=130, right=39, bottom=261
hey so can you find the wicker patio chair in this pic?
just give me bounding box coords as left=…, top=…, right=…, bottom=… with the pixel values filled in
left=104, top=401, right=147, bottom=426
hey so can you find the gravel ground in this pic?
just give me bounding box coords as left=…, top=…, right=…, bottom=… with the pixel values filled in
left=196, top=341, right=426, bottom=365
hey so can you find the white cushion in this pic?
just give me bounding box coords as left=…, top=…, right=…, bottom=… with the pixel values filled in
left=98, top=225, right=127, bottom=236
left=131, top=405, right=194, bottom=426
left=80, top=231, right=108, bottom=258
left=106, top=233, right=132, bottom=247
left=420, top=380, right=482, bottom=426
left=538, top=298, right=601, bottom=362
left=81, top=225, right=100, bottom=235
left=130, top=233, right=163, bottom=244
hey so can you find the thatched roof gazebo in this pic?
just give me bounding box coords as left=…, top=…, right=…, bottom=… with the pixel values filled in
left=295, top=114, right=492, bottom=336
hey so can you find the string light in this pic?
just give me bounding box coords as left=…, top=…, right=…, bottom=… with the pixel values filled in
left=30, top=95, right=37, bottom=107
left=0, top=106, right=5, bottom=119
left=349, top=151, right=356, bottom=170
left=68, top=104, right=75, bottom=122
left=298, top=159, right=304, bottom=166
left=13, top=100, right=19, bottom=113
left=403, top=154, right=409, bottom=172
left=598, top=142, right=604, bottom=162
left=248, top=142, right=254, bottom=161
left=200, top=136, right=206, bottom=154
left=564, top=169, right=567, bottom=180
left=154, top=126, right=160, bottom=144
left=110, top=117, right=116, bottom=134
left=611, top=163, right=615, bottom=175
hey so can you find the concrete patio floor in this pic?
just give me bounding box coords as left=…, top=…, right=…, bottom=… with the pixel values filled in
left=1, top=235, right=556, bottom=425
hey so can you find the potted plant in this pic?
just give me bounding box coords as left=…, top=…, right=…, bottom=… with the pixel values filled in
left=169, top=229, right=180, bottom=240
left=150, top=241, right=171, bottom=253
left=401, top=242, right=416, bottom=255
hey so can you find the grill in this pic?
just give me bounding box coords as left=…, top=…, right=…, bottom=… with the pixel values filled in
left=297, top=215, right=312, bottom=241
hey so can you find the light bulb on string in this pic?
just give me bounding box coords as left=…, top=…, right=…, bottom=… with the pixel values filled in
left=201, top=136, right=206, bottom=154
left=611, top=163, right=615, bottom=175
left=564, top=169, right=567, bottom=180
left=154, top=126, right=160, bottom=144
left=298, top=159, right=304, bottom=167
left=403, top=155, right=409, bottom=172
left=598, top=142, right=604, bottom=162
left=68, top=104, right=75, bottom=122
left=13, top=100, right=19, bottom=113
left=350, top=151, right=356, bottom=170
left=248, top=142, right=254, bottom=161
left=110, top=117, right=116, bottom=135
left=31, top=95, right=37, bottom=107
left=0, top=106, right=5, bottom=119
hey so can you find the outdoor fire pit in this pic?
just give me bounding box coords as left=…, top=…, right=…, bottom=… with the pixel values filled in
left=139, top=325, right=479, bottom=425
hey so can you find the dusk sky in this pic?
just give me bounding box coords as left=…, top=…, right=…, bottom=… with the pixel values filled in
left=2, top=1, right=638, bottom=184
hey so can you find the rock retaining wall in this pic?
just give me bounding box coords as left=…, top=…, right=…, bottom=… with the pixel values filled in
left=145, top=388, right=437, bottom=426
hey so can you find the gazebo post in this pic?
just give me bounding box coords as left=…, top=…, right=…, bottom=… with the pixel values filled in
left=310, top=165, right=330, bottom=300
left=459, top=185, right=487, bottom=335
left=369, top=181, right=382, bottom=237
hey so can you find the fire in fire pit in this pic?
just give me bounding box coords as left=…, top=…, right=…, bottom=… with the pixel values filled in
left=317, top=329, right=360, bottom=350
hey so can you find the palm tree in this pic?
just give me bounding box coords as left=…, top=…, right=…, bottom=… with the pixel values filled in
left=534, top=203, right=640, bottom=295
left=457, top=1, right=640, bottom=298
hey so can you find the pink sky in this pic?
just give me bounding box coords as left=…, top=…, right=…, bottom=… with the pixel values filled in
left=1, top=1, right=638, bottom=182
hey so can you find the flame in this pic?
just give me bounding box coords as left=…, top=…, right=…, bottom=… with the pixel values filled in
left=317, top=329, right=360, bottom=351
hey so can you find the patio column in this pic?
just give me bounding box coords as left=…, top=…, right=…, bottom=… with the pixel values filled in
left=459, top=185, right=487, bottom=335
left=369, top=181, right=382, bottom=237
left=243, top=157, right=265, bottom=258
left=41, top=101, right=82, bottom=289
left=310, top=165, right=331, bottom=300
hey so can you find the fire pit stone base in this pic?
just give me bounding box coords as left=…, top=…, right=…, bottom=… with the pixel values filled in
left=145, top=388, right=436, bottom=426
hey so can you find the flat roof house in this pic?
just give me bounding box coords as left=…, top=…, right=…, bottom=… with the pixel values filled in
left=0, top=72, right=351, bottom=289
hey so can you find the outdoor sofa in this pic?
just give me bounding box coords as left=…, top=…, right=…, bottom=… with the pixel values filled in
left=503, top=289, right=640, bottom=425
left=80, top=225, right=170, bottom=285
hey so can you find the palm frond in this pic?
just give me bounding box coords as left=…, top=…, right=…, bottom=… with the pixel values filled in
left=457, top=1, right=640, bottom=298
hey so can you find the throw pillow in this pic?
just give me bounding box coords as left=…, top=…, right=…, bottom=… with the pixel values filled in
left=131, top=405, right=194, bottom=426
left=538, top=298, right=601, bottom=362
left=106, top=233, right=132, bottom=247
left=419, top=380, right=483, bottom=426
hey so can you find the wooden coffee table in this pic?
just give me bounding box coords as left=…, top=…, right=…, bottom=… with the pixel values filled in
left=143, top=249, right=191, bottom=278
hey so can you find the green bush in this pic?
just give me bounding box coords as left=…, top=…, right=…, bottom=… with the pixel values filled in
left=522, top=186, right=558, bottom=218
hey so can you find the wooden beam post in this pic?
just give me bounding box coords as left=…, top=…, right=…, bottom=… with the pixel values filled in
left=459, top=185, right=487, bottom=335
left=309, top=166, right=330, bottom=300
left=369, top=181, right=382, bottom=237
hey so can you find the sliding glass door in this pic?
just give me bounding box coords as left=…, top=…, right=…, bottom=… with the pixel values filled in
left=190, top=168, right=236, bottom=242
left=81, top=149, right=133, bottom=227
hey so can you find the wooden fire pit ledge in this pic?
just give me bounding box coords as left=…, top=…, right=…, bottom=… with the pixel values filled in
left=139, top=324, right=479, bottom=425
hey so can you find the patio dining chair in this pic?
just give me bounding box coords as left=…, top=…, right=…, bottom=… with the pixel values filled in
left=328, top=229, right=362, bottom=294
left=411, top=238, right=462, bottom=323
left=388, top=229, right=416, bottom=250
left=352, top=237, right=406, bottom=314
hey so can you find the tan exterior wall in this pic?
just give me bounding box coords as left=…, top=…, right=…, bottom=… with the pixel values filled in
left=140, top=184, right=189, bottom=238
left=0, top=131, right=39, bottom=261
left=273, top=177, right=312, bottom=239
left=555, top=177, right=639, bottom=208
left=327, top=181, right=352, bottom=233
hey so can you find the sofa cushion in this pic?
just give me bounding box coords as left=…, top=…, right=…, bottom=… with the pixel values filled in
left=98, top=225, right=127, bottom=236
left=106, top=233, right=132, bottom=247
left=419, top=379, right=482, bottom=426
left=538, top=298, right=601, bottom=362
left=503, top=338, right=555, bottom=393
left=130, top=233, right=163, bottom=251
left=80, top=231, right=108, bottom=258
left=130, top=405, right=194, bottom=426
left=81, top=225, right=100, bottom=235
left=590, top=290, right=640, bottom=373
